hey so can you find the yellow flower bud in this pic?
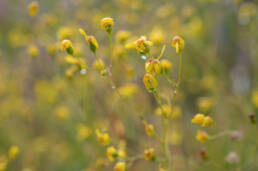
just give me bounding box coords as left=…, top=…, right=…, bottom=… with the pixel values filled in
left=144, top=148, right=155, bottom=161
left=61, top=40, right=73, bottom=55
left=106, top=146, right=118, bottom=162
left=143, top=73, right=158, bottom=92
left=28, top=2, right=39, bottom=17
left=145, top=59, right=161, bottom=75
left=96, top=129, right=110, bottom=146
left=101, top=17, right=114, bottom=33
left=135, top=36, right=153, bottom=55
left=252, top=91, right=258, bottom=108
left=87, top=36, right=99, bottom=53
left=196, top=130, right=209, bottom=143
left=93, top=59, right=106, bottom=75
left=8, top=146, right=19, bottom=159
left=27, top=45, right=39, bottom=57
left=171, top=36, right=184, bottom=53
left=145, top=124, right=155, bottom=137
left=155, top=104, right=171, bottom=118
left=191, top=113, right=205, bottom=126
left=160, top=59, right=172, bottom=74
left=202, top=116, right=213, bottom=127
left=114, top=162, right=126, bottom=171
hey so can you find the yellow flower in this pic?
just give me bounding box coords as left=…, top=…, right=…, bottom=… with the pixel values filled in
left=96, top=129, right=110, bottom=146
left=28, top=2, right=39, bottom=17
left=145, top=59, right=161, bottom=75
left=171, top=36, right=184, bottom=53
left=135, top=36, right=153, bottom=55
left=196, top=130, right=209, bottom=143
left=101, top=17, right=114, bottom=33
left=93, top=59, right=106, bottom=75
left=202, top=116, right=213, bottom=127
left=118, top=84, right=138, bottom=98
left=197, top=97, right=214, bottom=112
left=114, top=161, right=126, bottom=171
left=57, top=27, right=73, bottom=40
left=8, top=146, right=19, bottom=159
left=171, top=106, right=182, bottom=120
left=155, top=104, right=171, bottom=118
left=115, top=30, right=131, bottom=43
left=47, top=44, right=58, bottom=57
left=106, top=146, right=118, bottom=162
left=27, top=45, right=39, bottom=57
left=54, top=106, right=69, bottom=120
left=79, top=28, right=99, bottom=53
left=160, top=59, right=172, bottom=74
left=143, top=73, right=158, bottom=92
left=61, top=40, right=73, bottom=55
left=191, top=113, right=205, bottom=125
left=144, top=123, right=155, bottom=137
left=77, top=124, right=91, bottom=141
left=144, top=148, right=155, bottom=161
left=252, top=91, right=258, bottom=108
left=149, top=28, right=165, bottom=44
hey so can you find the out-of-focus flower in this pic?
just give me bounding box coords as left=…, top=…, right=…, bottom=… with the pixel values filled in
left=225, top=152, right=239, bottom=164
left=27, top=45, right=39, bottom=57
left=249, top=113, right=256, bottom=124
left=96, top=129, right=110, bottom=146
left=171, top=106, right=182, bottom=120
left=47, top=44, right=58, bottom=57
left=171, top=36, right=184, bottom=53
left=149, top=28, right=165, bottom=45
left=160, top=59, right=172, bottom=74
left=118, top=84, right=138, bottom=98
left=197, top=97, right=214, bottom=112
left=196, top=130, right=209, bottom=143
left=142, top=120, right=156, bottom=137
left=54, top=106, right=69, bottom=120
left=114, top=161, right=126, bottom=171
left=135, top=36, right=152, bottom=55
left=0, top=156, right=7, bottom=171
left=143, top=73, right=158, bottom=92
left=28, top=2, right=39, bottom=17
left=8, top=146, right=19, bottom=159
left=145, top=58, right=161, bottom=75
left=170, top=129, right=182, bottom=145
left=230, top=131, right=243, bottom=141
left=106, top=146, right=118, bottom=162
left=200, top=148, right=208, bottom=159
left=144, top=148, right=155, bottom=161
left=58, top=27, right=74, bottom=40
left=116, top=30, right=131, bottom=43
left=93, top=59, right=106, bottom=76
left=101, top=17, right=114, bottom=33
left=155, top=105, right=171, bottom=118
left=77, top=124, right=91, bottom=141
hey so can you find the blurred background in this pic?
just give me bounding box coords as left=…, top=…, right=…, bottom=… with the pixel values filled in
left=0, top=0, right=257, bottom=170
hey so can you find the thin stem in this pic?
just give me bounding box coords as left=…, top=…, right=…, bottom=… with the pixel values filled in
left=209, top=130, right=232, bottom=141
left=109, top=32, right=113, bottom=66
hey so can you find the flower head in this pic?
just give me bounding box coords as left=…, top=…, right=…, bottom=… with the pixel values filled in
left=171, top=36, right=184, bottom=53
left=135, top=36, right=152, bottom=55
left=114, top=161, right=126, bottom=171
left=196, top=130, right=209, bottom=143
left=143, top=73, right=158, bottom=92
left=96, top=129, right=110, bottom=146
left=106, top=146, right=118, bottom=162
left=101, top=17, right=114, bottom=33
left=28, top=2, right=39, bottom=17
left=61, top=40, right=73, bottom=55
left=79, top=28, right=99, bottom=53
left=145, top=58, right=161, bottom=75
left=144, top=148, right=155, bottom=161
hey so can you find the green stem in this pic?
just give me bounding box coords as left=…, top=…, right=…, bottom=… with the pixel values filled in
left=109, top=33, right=113, bottom=66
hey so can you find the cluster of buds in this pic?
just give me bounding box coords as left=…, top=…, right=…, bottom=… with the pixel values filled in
left=101, top=17, right=114, bottom=34
left=145, top=58, right=161, bottom=75
left=144, top=148, right=156, bottom=161
left=191, top=113, right=213, bottom=127
left=135, top=36, right=153, bottom=55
